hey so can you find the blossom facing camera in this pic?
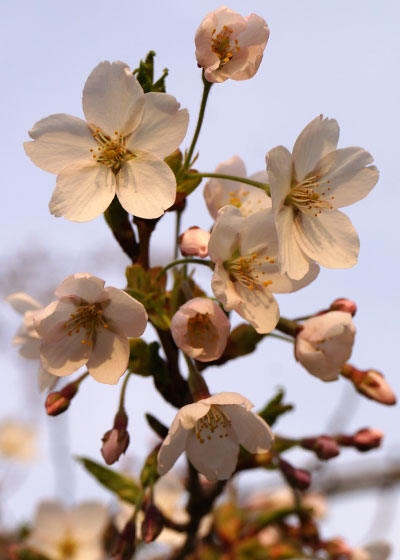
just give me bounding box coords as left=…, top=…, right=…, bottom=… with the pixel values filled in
left=179, top=227, right=211, bottom=258
left=24, top=61, right=189, bottom=222
left=171, top=298, right=230, bottom=362
left=195, top=7, right=269, bottom=83
left=34, top=273, right=147, bottom=384
left=295, top=311, right=356, bottom=381
left=267, top=115, right=379, bottom=279
left=157, top=392, right=273, bottom=481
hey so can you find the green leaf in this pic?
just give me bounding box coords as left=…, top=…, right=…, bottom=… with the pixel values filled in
left=132, top=51, right=168, bottom=93
left=258, top=389, right=294, bottom=427
left=76, top=457, right=140, bottom=504
left=125, top=265, right=169, bottom=330
left=140, top=445, right=161, bottom=488
left=145, top=413, right=168, bottom=439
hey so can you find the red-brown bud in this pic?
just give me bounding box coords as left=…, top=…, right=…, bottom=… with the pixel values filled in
left=101, top=409, right=130, bottom=465
left=45, top=381, right=78, bottom=416
left=330, top=298, right=357, bottom=316
left=301, top=436, right=340, bottom=460
left=141, top=503, right=164, bottom=544
left=337, top=428, right=384, bottom=452
left=341, top=365, right=396, bottom=405
left=279, top=458, right=311, bottom=490
left=112, top=518, right=136, bottom=560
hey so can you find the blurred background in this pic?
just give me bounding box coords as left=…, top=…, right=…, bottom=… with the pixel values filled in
left=1, top=0, right=399, bottom=555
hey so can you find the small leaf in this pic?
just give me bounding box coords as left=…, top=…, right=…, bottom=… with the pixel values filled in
left=132, top=51, right=169, bottom=93
left=140, top=444, right=161, bottom=488
left=258, top=389, right=294, bottom=427
left=145, top=413, right=168, bottom=439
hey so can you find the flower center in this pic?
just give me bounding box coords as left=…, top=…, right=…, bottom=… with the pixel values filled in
left=90, top=128, right=135, bottom=172
left=63, top=302, right=109, bottom=346
left=57, top=536, right=78, bottom=559
left=195, top=405, right=232, bottom=443
left=224, top=251, right=275, bottom=291
left=287, top=175, right=335, bottom=216
left=211, top=25, right=241, bottom=66
left=187, top=312, right=219, bottom=347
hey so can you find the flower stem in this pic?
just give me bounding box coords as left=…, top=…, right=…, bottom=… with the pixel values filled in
left=118, top=372, right=132, bottom=412
left=275, top=317, right=302, bottom=337
left=174, top=209, right=183, bottom=260
left=183, top=72, right=213, bottom=172
left=268, top=332, right=294, bottom=343
left=184, top=354, right=210, bottom=401
left=155, top=257, right=214, bottom=282
left=194, top=172, right=270, bottom=195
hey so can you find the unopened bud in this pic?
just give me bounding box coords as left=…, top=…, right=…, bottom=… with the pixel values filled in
left=330, top=298, right=357, bottom=316
left=337, top=428, right=384, bottom=452
left=301, top=436, right=340, bottom=460
left=101, top=409, right=130, bottom=465
left=141, top=503, right=164, bottom=544
left=45, top=381, right=78, bottom=416
left=279, top=458, right=311, bottom=490
left=326, top=538, right=353, bottom=557
left=112, top=518, right=136, bottom=560
left=341, top=365, right=396, bottom=406
left=179, top=226, right=210, bottom=258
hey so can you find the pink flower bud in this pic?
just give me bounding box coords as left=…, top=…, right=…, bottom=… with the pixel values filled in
left=45, top=392, right=70, bottom=416
left=179, top=226, right=210, bottom=258
left=338, top=428, right=384, bottom=452
left=279, top=458, right=311, bottom=490
left=112, top=518, right=136, bottom=560
left=341, top=365, right=396, bottom=405
left=101, top=409, right=130, bottom=465
left=141, top=504, right=164, bottom=544
left=330, top=298, right=357, bottom=316
left=301, top=436, right=340, bottom=460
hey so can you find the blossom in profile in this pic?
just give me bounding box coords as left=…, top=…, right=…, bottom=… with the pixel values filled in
left=195, top=6, right=269, bottom=83
left=267, top=115, right=379, bottom=279
left=295, top=311, right=356, bottom=381
left=208, top=205, right=319, bottom=333
left=179, top=226, right=211, bottom=258
left=34, top=273, right=147, bottom=384
left=6, top=292, right=58, bottom=392
left=204, top=155, right=270, bottom=219
left=171, top=298, right=230, bottom=362
left=0, top=420, right=36, bottom=462
left=158, top=392, right=273, bottom=481
left=24, top=61, right=189, bottom=221
left=25, top=501, right=108, bottom=560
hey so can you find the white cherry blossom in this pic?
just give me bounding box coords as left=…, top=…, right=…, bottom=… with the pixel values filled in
left=208, top=206, right=319, bottom=333
left=295, top=311, right=356, bottom=381
left=34, top=273, right=147, bottom=385
left=171, top=297, right=230, bottom=362
left=24, top=61, right=189, bottom=221
left=195, top=7, right=269, bottom=83
left=0, top=420, right=36, bottom=462
left=158, top=392, right=273, bottom=481
left=267, top=115, right=379, bottom=279
left=204, top=155, right=270, bottom=219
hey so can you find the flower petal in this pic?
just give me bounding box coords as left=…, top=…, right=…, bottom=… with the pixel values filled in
left=40, top=335, right=89, bottom=376
left=211, top=263, right=243, bottom=311
left=223, top=405, right=273, bottom=453
left=292, top=116, right=339, bottom=182
left=202, top=392, right=254, bottom=410
left=116, top=154, right=176, bottom=218
left=6, top=292, right=42, bottom=314
left=104, top=287, right=147, bottom=337
left=275, top=205, right=312, bottom=279
left=18, top=338, right=41, bottom=359
left=235, top=283, right=279, bottom=334
left=208, top=205, right=244, bottom=262
left=24, top=114, right=96, bottom=174
left=82, top=61, right=145, bottom=137
left=126, top=93, right=189, bottom=158
left=295, top=209, right=359, bottom=269
left=35, top=299, right=78, bottom=343
left=69, top=502, right=108, bottom=541
left=49, top=161, right=116, bottom=222
left=38, top=366, right=58, bottom=392
left=157, top=416, right=189, bottom=475
left=179, top=401, right=211, bottom=429
left=29, top=502, right=66, bottom=543
left=267, top=146, right=293, bottom=212
left=54, top=273, right=107, bottom=303
left=86, top=328, right=129, bottom=384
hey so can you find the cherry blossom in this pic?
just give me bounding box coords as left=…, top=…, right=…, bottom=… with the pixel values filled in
left=204, top=155, right=270, bottom=219
left=295, top=311, right=356, bottom=381
left=158, top=392, right=273, bottom=481
left=171, top=297, right=230, bottom=362
left=352, top=542, right=391, bottom=560
left=267, top=115, right=379, bottom=279
left=208, top=206, right=319, bottom=333
left=195, top=7, right=269, bottom=83
left=0, top=421, right=36, bottom=462
left=179, top=226, right=210, bottom=258
left=34, top=273, right=147, bottom=384
left=24, top=61, right=189, bottom=221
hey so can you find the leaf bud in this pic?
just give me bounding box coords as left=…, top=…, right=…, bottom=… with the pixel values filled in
left=112, top=518, right=136, bottom=560
left=278, top=458, right=311, bottom=490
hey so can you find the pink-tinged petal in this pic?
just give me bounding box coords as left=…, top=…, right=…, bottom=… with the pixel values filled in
left=179, top=227, right=210, bottom=258
left=116, top=154, right=176, bottom=218
left=292, top=116, right=339, bottom=182
left=295, top=210, right=359, bottom=269
left=179, top=401, right=211, bottom=429
left=104, top=287, right=147, bottom=337
left=38, top=366, right=58, bottom=392
left=157, top=416, right=189, bottom=475
left=239, top=13, right=269, bottom=49
left=235, top=283, right=279, bottom=334
left=82, top=61, right=145, bottom=137
left=49, top=161, right=116, bottom=222
left=54, top=273, right=107, bottom=303
left=35, top=299, right=78, bottom=343
left=223, top=405, right=273, bottom=453
left=126, top=93, right=189, bottom=158
left=186, top=425, right=239, bottom=481
left=6, top=292, right=42, bottom=314
left=86, top=328, right=129, bottom=384
left=208, top=205, right=244, bottom=262
left=275, top=205, right=312, bottom=279
left=70, top=503, right=108, bottom=541
left=203, top=392, right=254, bottom=410
left=29, top=502, right=66, bottom=543
left=267, top=261, right=319, bottom=294
left=316, top=147, right=379, bottom=208
left=18, top=338, right=41, bottom=359
left=239, top=208, right=277, bottom=256
left=24, top=114, right=96, bottom=174
left=211, top=264, right=243, bottom=311
left=295, top=339, right=338, bottom=381
left=267, top=146, right=293, bottom=212
left=40, top=335, right=89, bottom=376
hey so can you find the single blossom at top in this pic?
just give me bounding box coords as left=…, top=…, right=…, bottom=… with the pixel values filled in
left=204, top=155, right=270, bottom=219
left=34, top=273, right=147, bottom=384
left=195, top=6, right=269, bottom=83
left=158, top=392, right=273, bottom=481
left=208, top=206, right=319, bottom=333
left=267, top=115, right=379, bottom=279
left=6, top=292, right=58, bottom=392
left=295, top=311, right=356, bottom=381
left=24, top=61, right=189, bottom=222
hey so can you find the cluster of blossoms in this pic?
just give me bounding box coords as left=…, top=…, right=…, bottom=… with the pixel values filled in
left=5, top=4, right=396, bottom=560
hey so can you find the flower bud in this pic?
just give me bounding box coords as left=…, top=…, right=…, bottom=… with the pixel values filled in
left=101, top=410, right=130, bottom=465
left=141, top=503, right=164, bottom=544
left=45, top=381, right=78, bottom=416
left=112, top=518, right=136, bottom=560
left=179, top=226, right=210, bottom=258
left=341, top=365, right=396, bottom=405
left=301, top=436, right=340, bottom=460
left=279, top=458, right=311, bottom=490
left=330, top=298, right=357, bottom=316
left=337, top=428, right=384, bottom=452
